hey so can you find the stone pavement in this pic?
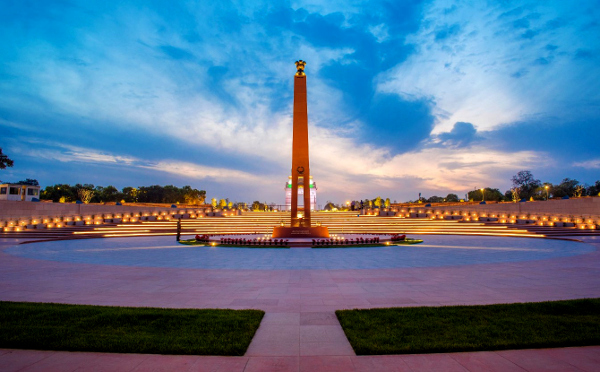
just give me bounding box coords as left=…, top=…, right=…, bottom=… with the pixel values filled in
left=1, top=236, right=599, bottom=371
left=2, top=346, right=600, bottom=371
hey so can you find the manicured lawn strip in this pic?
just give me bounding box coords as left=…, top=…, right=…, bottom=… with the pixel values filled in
left=219, top=246, right=289, bottom=249
left=0, top=302, right=264, bottom=356
left=313, top=240, right=423, bottom=248
left=178, top=239, right=289, bottom=248
left=393, top=239, right=423, bottom=244
left=313, top=244, right=386, bottom=248
left=336, top=299, right=600, bottom=355
left=178, top=239, right=209, bottom=246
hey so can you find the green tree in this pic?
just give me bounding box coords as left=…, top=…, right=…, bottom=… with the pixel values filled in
left=163, top=185, right=182, bottom=203
left=468, top=188, right=504, bottom=202
left=587, top=180, right=600, bottom=196
left=511, top=187, right=520, bottom=202
left=0, top=148, right=14, bottom=170
left=574, top=184, right=586, bottom=197
left=373, top=196, right=382, bottom=208
left=75, top=184, right=95, bottom=203
left=39, top=183, right=207, bottom=204
left=182, top=186, right=206, bottom=205
left=137, top=185, right=165, bottom=203
left=384, top=198, right=391, bottom=208
left=488, top=188, right=504, bottom=201
left=535, top=182, right=553, bottom=200
left=219, top=199, right=227, bottom=209
left=511, top=171, right=541, bottom=200
left=78, top=188, right=94, bottom=204
left=41, top=184, right=77, bottom=202
left=427, top=196, right=444, bottom=203
left=17, top=179, right=39, bottom=186
left=324, top=201, right=339, bottom=211
left=552, top=178, right=579, bottom=198
left=211, top=198, right=218, bottom=208
left=96, top=185, right=121, bottom=202
left=445, top=193, right=459, bottom=202
left=122, top=187, right=138, bottom=202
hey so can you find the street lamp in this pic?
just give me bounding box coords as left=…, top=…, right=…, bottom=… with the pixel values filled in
left=545, top=185, right=549, bottom=200
left=480, top=188, right=485, bottom=202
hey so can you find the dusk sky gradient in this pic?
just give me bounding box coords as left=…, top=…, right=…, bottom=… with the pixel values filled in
left=1, top=0, right=599, bottom=204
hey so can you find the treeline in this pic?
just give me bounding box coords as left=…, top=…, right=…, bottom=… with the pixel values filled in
left=41, top=184, right=207, bottom=205
left=467, top=171, right=600, bottom=202
left=323, top=197, right=394, bottom=211
left=421, top=171, right=600, bottom=203
left=209, top=200, right=273, bottom=211
left=209, top=198, right=250, bottom=210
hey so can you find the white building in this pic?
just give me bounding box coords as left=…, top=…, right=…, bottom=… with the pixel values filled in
left=0, top=184, right=41, bottom=202
left=285, top=175, right=317, bottom=211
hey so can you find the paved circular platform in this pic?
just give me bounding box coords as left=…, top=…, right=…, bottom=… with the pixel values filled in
left=5, top=235, right=595, bottom=270
left=1, top=235, right=599, bottom=371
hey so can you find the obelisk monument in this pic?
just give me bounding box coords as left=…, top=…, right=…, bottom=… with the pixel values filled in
left=290, top=60, right=311, bottom=228
left=273, top=60, right=329, bottom=239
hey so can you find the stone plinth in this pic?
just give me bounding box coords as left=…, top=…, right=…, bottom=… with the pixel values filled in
left=272, top=226, right=330, bottom=238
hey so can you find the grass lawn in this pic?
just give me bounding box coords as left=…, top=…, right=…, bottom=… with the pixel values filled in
left=336, top=298, right=600, bottom=355
left=178, top=239, right=209, bottom=246
left=178, top=239, right=289, bottom=248
left=313, top=239, right=423, bottom=248
left=0, top=301, right=264, bottom=356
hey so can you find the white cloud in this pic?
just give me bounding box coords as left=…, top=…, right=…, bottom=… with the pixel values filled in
left=9, top=141, right=262, bottom=184
left=308, top=124, right=546, bottom=199
left=368, top=24, right=390, bottom=43
left=377, top=0, right=600, bottom=134
left=573, top=159, right=600, bottom=169
left=1, top=6, right=360, bottom=171
left=2, top=1, right=597, bottom=203
left=9, top=141, right=137, bottom=166
left=291, top=0, right=369, bottom=18
left=139, top=161, right=264, bottom=183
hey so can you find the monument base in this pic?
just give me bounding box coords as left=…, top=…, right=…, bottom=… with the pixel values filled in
left=272, top=226, right=330, bottom=239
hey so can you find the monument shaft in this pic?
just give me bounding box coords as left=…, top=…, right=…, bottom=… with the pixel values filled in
left=290, top=61, right=311, bottom=227
left=272, top=61, right=328, bottom=239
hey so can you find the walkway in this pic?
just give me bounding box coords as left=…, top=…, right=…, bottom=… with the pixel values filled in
left=1, top=236, right=599, bottom=371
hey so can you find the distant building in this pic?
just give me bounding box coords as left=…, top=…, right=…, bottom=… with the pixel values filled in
left=285, top=176, right=317, bottom=211
left=0, top=183, right=41, bottom=202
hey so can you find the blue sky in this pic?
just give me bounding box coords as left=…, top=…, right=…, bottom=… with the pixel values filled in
left=1, top=0, right=599, bottom=204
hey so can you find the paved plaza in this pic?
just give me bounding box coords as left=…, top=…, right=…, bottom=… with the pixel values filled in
left=1, top=235, right=600, bottom=371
